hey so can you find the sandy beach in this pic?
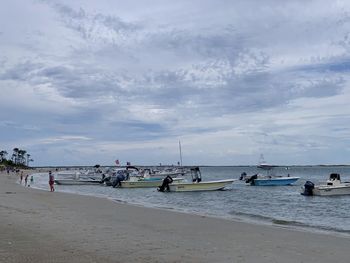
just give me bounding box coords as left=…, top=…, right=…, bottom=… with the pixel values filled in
left=1, top=170, right=350, bottom=263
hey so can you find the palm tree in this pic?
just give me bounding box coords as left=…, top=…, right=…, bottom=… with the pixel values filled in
left=0, top=150, right=8, bottom=162
left=25, top=154, right=34, bottom=166
left=18, top=150, right=26, bottom=165
left=26, top=154, right=31, bottom=166
left=12, top=148, right=19, bottom=164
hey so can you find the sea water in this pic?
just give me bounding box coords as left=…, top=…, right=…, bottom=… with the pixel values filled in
left=29, top=166, right=350, bottom=236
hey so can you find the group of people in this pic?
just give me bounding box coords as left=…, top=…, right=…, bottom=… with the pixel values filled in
left=17, top=169, right=55, bottom=192
left=19, top=171, right=31, bottom=187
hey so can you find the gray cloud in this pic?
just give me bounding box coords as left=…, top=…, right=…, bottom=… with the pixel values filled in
left=44, top=0, right=140, bottom=44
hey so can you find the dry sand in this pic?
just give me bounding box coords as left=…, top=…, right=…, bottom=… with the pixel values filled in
left=1, top=170, right=350, bottom=263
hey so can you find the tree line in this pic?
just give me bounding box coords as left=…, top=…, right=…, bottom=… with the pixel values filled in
left=0, top=148, right=34, bottom=167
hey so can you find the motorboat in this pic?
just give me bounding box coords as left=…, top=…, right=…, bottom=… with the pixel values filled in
left=158, top=167, right=235, bottom=192
left=104, top=166, right=184, bottom=188
left=241, top=157, right=299, bottom=186
left=54, top=167, right=103, bottom=185
left=301, top=173, right=350, bottom=196
left=245, top=173, right=300, bottom=186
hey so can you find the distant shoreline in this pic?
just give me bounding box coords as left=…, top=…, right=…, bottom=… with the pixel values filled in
left=31, top=164, right=350, bottom=169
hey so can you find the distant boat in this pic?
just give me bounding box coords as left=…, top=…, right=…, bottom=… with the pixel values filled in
left=301, top=173, right=350, bottom=196
left=158, top=167, right=235, bottom=192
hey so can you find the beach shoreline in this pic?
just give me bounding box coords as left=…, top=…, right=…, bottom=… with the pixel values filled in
left=1, top=169, right=350, bottom=263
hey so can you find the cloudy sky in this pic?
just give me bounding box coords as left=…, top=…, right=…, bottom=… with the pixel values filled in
left=1, top=0, right=350, bottom=166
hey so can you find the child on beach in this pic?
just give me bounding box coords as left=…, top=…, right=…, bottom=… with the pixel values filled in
left=49, top=171, right=55, bottom=192
left=20, top=171, right=23, bottom=184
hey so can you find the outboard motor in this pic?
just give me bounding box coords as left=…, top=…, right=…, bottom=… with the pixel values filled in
left=112, top=174, right=126, bottom=188
left=301, top=181, right=315, bottom=196
left=158, top=176, right=173, bottom=192
left=239, top=172, right=247, bottom=180
left=101, top=175, right=111, bottom=185
left=245, top=174, right=258, bottom=185
left=101, top=174, right=114, bottom=186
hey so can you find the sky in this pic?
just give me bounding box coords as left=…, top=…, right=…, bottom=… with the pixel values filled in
left=1, top=0, right=350, bottom=166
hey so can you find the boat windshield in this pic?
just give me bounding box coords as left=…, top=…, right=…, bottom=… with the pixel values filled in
left=329, top=173, right=340, bottom=181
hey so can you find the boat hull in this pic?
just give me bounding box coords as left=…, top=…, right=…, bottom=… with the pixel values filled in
left=312, top=185, right=350, bottom=196
left=54, top=179, right=101, bottom=185
left=168, top=179, right=235, bottom=192
left=251, top=177, right=299, bottom=186
left=120, top=178, right=184, bottom=188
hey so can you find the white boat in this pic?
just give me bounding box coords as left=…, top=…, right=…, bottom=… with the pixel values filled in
left=165, top=179, right=235, bottom=192
left=104, top=166, right=184, bottom=188
left=158, top=167, right=235, bottom=192
left=301, top=173, right=350, bottom=196
left=54, top=167, right=103, bottom=185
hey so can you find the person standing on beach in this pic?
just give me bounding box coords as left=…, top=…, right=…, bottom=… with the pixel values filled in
left=24, top=174, right=29, bottom=186
left=49, top=171, right=55, bottom=192
left=20, top=171, right=23, bottom=184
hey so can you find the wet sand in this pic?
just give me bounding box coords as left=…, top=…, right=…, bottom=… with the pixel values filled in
left=1, top=170, right=350, bottom=263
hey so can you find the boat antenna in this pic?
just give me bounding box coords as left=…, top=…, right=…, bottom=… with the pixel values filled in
left=179, top=140, right=183, bottom=166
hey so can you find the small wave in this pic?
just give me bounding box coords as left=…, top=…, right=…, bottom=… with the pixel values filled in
left=111, top=198, right=127, bottom=204
left=229, top=211, right=272, bottom=222
left=229, top=210, right=350, bottom=237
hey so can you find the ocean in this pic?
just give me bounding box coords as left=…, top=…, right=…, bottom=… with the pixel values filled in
left=29, top=166, right=350, bottom=236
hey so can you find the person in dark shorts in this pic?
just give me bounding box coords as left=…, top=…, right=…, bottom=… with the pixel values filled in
left=49, top=171, right=55, bottom=192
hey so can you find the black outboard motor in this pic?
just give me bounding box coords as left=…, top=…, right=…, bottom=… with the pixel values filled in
left=112, top=174, right=126, bottom=188
left=239, top=172, right=247, bottom=180
left=158, top=175, right=173, bottom=192
left=101, top=175, right=112, bottom=185
left=245, top=174, right=258, bottom=185
left=301, top=181, right=315, bottom=196
left=100, top=174, right=106, bottom=184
